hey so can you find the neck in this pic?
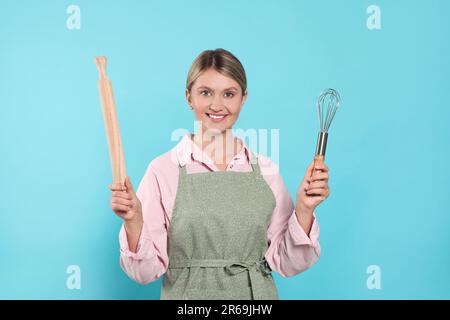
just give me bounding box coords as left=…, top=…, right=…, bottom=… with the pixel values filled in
left=192, top=129, right=242, bottom=166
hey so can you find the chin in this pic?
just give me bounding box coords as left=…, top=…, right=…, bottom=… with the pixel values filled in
left=203, top=125, right=227, bottom=135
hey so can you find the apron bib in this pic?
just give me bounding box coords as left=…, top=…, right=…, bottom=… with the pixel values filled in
left=161, top=152, right=278, bottom=300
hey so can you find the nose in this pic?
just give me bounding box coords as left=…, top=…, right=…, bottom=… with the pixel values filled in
left=209, top=94, right=226, bottom=112
left=209, top=106, right=224, bottom=113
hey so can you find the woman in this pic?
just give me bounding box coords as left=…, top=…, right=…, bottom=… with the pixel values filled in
left=109, top=48, right=330, bottom=300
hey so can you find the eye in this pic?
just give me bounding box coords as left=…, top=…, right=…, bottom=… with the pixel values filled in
left=200, top=90, right=211, bottom=96
left=224, top=91, right=234, bottom=98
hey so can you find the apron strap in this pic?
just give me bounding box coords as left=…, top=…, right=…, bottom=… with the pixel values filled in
left=177, top=162, right=189, bottom=193
left=248, top=151, right=261, bottom=175
left=169, top=258, right=272, bottom=300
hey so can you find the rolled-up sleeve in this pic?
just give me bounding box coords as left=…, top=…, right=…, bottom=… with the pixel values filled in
left=264, top=163, right=321, bottom=278
left=119, top=163, right=169, bottom=285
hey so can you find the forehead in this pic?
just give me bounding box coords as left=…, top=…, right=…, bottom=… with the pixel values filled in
left=193, top=69, right=239, bottom=90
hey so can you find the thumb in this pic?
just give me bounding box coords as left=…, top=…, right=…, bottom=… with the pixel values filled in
left=305, top=160, right=315, bottom=180
left=124, top=176, right=135, bottom=193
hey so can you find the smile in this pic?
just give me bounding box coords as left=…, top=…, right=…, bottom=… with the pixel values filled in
left=206, top=113, right=228, bottom=122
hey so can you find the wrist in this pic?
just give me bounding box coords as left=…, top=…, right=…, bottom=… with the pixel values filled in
left=294, top=205, right=314, bottom=236
left=124, top=218, right=143, bottom=233
left=295, top=203, right=314, bottom=217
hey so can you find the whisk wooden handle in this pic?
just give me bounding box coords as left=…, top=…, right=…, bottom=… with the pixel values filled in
left=310, top=131, right=327, bottom=177
left=94, top=56, right=127, bottom=187
left=310, top=154, right=325, bottom=177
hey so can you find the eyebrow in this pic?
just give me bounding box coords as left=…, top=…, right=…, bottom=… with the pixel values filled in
left=197, top=86, right=239, bottom=92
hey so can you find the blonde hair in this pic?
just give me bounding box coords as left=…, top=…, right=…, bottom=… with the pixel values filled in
left=186, top=48, right=247, bottom=95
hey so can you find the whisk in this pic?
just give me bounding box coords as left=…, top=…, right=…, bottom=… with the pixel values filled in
left=311, top=88, right=340, bottom=176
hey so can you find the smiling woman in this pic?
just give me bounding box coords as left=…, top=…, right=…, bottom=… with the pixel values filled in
left=185, top=49, right=248, bottom=135
left=109, top=48, right=329, bottom=300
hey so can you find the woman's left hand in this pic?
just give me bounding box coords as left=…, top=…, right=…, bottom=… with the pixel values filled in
left=296, top=159, right=330, bottom=215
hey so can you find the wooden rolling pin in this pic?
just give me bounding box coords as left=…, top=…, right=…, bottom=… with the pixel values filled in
left=94, top=56, right=127, bottom=187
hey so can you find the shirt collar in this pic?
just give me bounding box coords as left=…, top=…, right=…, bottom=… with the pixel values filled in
left=175, top=132, right=252, bottom=168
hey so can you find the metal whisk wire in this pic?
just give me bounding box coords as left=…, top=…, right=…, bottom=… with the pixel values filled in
left=313, top=88, right=341, bottom=162
left=317, top=88, right=340, bottom=132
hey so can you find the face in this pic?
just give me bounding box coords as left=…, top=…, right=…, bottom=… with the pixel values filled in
left=186, top=68, right=247, bottom=135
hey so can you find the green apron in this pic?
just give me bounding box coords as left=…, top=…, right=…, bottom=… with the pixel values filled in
left=160, top=152, right=279, bottom=300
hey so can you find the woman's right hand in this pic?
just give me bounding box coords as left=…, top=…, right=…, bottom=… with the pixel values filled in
left=109, top=176, right=143, bottom=224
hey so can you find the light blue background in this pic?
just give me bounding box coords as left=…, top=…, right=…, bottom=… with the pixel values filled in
left=1, top=0, right=449, bottom=299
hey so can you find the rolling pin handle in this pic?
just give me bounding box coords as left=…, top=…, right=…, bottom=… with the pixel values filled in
left=94, top=56, right=108, bottom=80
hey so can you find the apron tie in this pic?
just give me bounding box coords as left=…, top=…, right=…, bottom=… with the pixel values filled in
left=224, top=259, right=272, bottom=276
left=224, top=259, right=272, bottom=300
left=169, top=258, right=272, bottom=300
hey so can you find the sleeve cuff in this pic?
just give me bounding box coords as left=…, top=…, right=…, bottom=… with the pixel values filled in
left=288, top=209, right=320, bottom=248
left=119, top=222, right=156, bottom=261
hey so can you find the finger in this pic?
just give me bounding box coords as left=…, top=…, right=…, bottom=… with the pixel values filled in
left=305, top=189, right=324, bottom=196
left=306, top=181, right=328, bottom=189
left=305, top=188, right=328, bottom=196
left=302, top=161, right=316, bottom=185
left=304, top=160, right=315, bottom=178
left=311, top=172, right=329, bottom=182
left=112, top=191, right=132, bottom=200
left=312, top=196, right=326, bottom=202
left=111, top=202, right=131, bottom=212
left=309, top=188, right=330, bottom=197
left=109, top=183, right=125, bottom=191
left=308, top=160, right=315, bottom=172
left=111, top=197, right=133, bottom=207
left=124, top=176, right=135, bottom=194
left=108, top=183, right=126, bottom=191
left=314, top=162, right=328, bottom=172
left=115, top=211, right=133, bottom=219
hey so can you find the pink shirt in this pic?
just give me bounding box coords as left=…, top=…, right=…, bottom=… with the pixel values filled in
left=119, top=133, right=321, bottom=285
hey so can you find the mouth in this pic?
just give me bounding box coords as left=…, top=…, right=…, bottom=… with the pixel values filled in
left=206, top=113, right=228, bottom=122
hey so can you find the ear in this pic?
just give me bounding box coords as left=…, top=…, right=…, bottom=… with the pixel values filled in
left=240, top=90, right=248, bottom=108
left=185, top=89, right=193, bottom=109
